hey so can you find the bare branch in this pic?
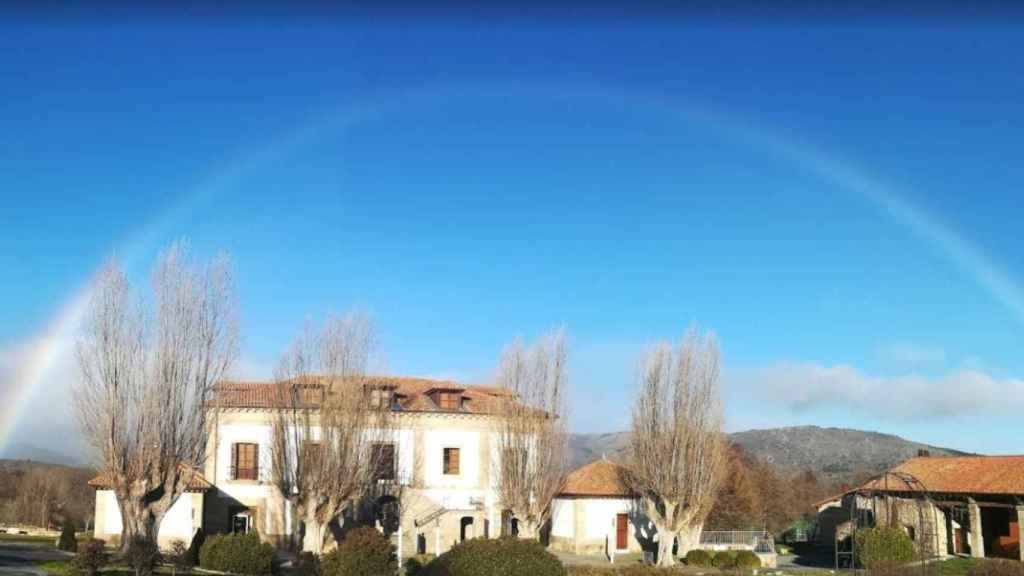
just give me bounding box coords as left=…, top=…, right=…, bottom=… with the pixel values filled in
left=493, top=327, right=569, bottom=538
left=73, top=242, right=237, bottom=552
left=626, top=326, right=727, bottom=566
left=268, top=311, right=393, bottom=553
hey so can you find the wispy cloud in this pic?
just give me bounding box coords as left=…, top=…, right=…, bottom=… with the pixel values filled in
left=873, top=341, right=948, bottom=371
left=742, top=362, right=1024, bottom=420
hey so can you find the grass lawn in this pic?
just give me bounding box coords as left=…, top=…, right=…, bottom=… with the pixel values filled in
left=35, top=559, right=74, bottom=576
left=0, top=533, right=57, bottom=544
left=935, top=557, right=979, bottom=576
left=34, top=558, right=191, bottom=576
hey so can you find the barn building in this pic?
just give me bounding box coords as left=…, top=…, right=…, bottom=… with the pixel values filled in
left=817, top=455, right=1024, bottom=562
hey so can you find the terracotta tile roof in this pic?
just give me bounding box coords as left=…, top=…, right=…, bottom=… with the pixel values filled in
left=212, top=376, right=516, bottom=415
left=88, top=467, right=213, bottom=492
left=859, top=455, right=1024, bottom=497
left=559, top=459, right=633, bottom=498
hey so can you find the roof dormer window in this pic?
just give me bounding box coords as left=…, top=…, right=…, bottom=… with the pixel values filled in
left=426, top=386, right=465, bottom=411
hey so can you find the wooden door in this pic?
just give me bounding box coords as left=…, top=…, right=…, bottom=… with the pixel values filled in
left=616, top=514, right=628, bottom=550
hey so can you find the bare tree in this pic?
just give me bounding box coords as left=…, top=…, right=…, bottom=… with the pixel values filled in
left=269, top=312, right=393, bottom=554
left=626, top=327, right=727, bottom=566
left=493, top=328, right=568, bottom=539
left=74, top=243, right=237, bottom=553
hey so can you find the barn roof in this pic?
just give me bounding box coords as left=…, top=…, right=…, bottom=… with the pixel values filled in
left=559, top=459, right=633, bottom=498
left=858, top=455, right=1024, bottom=497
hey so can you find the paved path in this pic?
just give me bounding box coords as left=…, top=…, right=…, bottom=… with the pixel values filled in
left=0, top=543, right=71, bottom=576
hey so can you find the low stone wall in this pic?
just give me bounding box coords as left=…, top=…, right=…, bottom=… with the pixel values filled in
left=756, top=552, right=778, bottom=568
left=0, top=526, right=60, bottom=537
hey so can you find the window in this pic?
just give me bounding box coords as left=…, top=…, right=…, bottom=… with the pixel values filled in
left=301, top=441, right=322, bottom=471
left=370, top=387, right=396, bottom=409
left=372, top=443, right=397, bottom=481
left=232, top=442, right=259, bottom=480
left=443, top=447, right=460, bottom=475
left=231, top=509, right=252, bottom=534
left=437, top=393, right=461, bottom=411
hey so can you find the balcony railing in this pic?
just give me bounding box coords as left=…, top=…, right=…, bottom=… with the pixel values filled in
left=230, top=466, right=259, bottom=481
left=699, top=530, right=776, bottom=553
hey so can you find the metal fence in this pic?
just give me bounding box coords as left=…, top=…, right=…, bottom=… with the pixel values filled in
left=699, top=530, right=776, bottom=553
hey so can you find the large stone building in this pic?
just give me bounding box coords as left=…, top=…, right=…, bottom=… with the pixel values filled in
left=90, top=376, right=529, bottom=556
left=817, top=455, right=1024, bottom=563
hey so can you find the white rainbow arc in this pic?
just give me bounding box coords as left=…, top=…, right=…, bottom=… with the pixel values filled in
left=3, top=84, right=1022, bottom=453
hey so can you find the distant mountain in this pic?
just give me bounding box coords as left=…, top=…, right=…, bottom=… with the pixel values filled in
left=728, top=426, right=969, bottom=479
left=569, top=426, right=970, bottom=480
left=0, top=443, right=88, bottom=468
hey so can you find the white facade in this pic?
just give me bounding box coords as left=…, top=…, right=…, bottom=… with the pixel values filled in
left=93, top=490, right=204, bottom=548
left=550, top=496, right=644, bottom=556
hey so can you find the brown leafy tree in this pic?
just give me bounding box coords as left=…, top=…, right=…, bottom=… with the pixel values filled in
left=74, top=243, right=237, bottom=553
left=626, top=327, right=727, bottom=566
left=705, top=446, right=764, bottom=530
left=268, top=312, right=394, bottom=553
left=493, top=328, right=569, bottom=539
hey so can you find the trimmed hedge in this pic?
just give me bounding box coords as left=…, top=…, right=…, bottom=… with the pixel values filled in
left=565, top=567, right=689, bottom=576
left=421, top=537, right=565, bottom=576
left=321, top=526, right=396, bottom=576
left=198, top=532, right=276, bottom=575
left=854, top=526, right=916, bottom=569
left=405, top=554, right=436, bottom=576
left=711, top=550, right=737, bottom=569
left=684, top=549, right=713, bottom=567
left=734, top=550, right=761, bottom=569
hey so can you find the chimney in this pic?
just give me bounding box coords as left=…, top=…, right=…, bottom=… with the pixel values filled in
left=917, top=449, right=931, bottom=457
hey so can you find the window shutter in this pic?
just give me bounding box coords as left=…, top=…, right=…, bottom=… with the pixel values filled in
left=252, top=444, right=259, bottom=481
left=232, top=443, right=239, bottom=480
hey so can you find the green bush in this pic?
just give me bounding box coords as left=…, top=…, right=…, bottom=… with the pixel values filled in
left=72, top=539, right=107, bottom=576
left=854, top=526, right=916, bottom=569
left=712, top=550, right=737, bottom=569
left=405, top=554, right=436, bottom=576
left=199, top=532, right=276, bottom=575
left=57, top=521, right=78, bottom=552
left=126, top=537, right=161, bottom=576
left=321, top=526, right=396, bottom=576
left=684, top=549, right=713, bottom=567
left=734, top=550, right=761, bottom=569
left=422, top=537, right=565, bottom=576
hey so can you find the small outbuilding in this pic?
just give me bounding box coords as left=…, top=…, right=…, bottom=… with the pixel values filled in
left=549, top=459, right=646, bottom=557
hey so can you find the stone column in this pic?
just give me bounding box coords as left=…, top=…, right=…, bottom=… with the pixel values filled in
left=968, top=499, right=984, bottom=558
left=1017, top=506, right=1024, bottom=563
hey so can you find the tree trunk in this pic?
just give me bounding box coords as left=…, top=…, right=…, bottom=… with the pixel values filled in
left=656, top=531, right=676, bottom=566
left=300, top=508, right=326, bottom=554
left=519, top=518, right=542, bottom=541
left=117, top=492, right=162, bottom=555
left=676, top=523, right=702, bottom=557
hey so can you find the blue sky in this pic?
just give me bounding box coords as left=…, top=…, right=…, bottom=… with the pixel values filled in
left=1, top=12, right=1023, bottom=458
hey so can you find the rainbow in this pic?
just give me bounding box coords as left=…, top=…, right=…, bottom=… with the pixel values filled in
left=4, top=84, right=1022, bottom=453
